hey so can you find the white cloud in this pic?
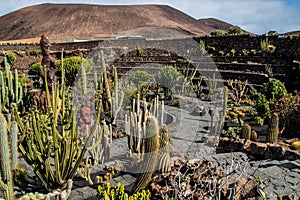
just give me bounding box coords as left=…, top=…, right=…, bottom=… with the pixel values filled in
left=1, top=0, right=299, bottom=34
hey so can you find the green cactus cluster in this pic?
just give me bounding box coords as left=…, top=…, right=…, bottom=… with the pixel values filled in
left=240, top=124, right=252, bottom=140
left=125, top=95, right=171, bottom=193
left=131, top=116, right=160, bottom=194
left=97, top=182, right=151, bottom=200
left=12, top=61, right=104, bottom=196
left=0, top=57, right=24, bottom=114
left=240, top=124, right=258, bottom=141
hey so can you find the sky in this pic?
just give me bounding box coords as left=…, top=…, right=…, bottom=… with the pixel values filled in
left=0, top=0, right=299, bottom=34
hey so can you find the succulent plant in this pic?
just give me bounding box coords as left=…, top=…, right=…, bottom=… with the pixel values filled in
left=267, top=113, right=279, bottom=144
left=0, top=114, right=14, bottom=200
left=131, top=116, right=160, bottom=194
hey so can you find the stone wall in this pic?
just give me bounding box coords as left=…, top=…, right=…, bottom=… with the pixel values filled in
left=0, top=35, right=299, bottom=91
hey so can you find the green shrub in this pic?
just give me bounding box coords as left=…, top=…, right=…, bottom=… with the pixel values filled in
left=29, top=62, right=41, bottom=75
left=26, top=49, right=42, bottom=57
left=123, top=88, right=137, bottom=106
left=3, top=52, right=17, bottom=66
left=262, top=78, right=287, bottom=100
left=130, top=70, right=151, bottom=89
left=154, top=65, right=179, bottom=99
left=56, top=56, right=93, bottom=86
left=228, top=25, right=243, bottom=35
left=29, top=56, right=94, bottom=86
left=255, top=93, right=270, bottom=117
left=210, top=30, right=228, bottom=36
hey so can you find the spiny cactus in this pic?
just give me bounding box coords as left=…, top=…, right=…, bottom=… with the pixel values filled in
left=12, top=60, right=105, bottom=196
left=227, top=79, right=248, bottom=106
left=267, top=113, right=279, bottom=144
left=10, top=121, right=18, bottom=170
left=240, top=124, right=251, bottom=140
left=112, top=66, right=124, bottom=125
left=131, top=116, right=160, bottom=194
left=0, top=57, right=24, bottom=114
left=158, top=124, right=171, bottom=173
left=0, top=114, right=14, bottom=200
left=214, top=86, right=228, bottom=135
left=208, top=72, right=217, bottom=101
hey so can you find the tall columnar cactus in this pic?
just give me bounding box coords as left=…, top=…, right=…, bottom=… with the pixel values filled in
left=111, top=66, right=124, bottom=125
left=158, top=124, right=171, bottom=173
left=240, top=124, right=251, bottom=140
left=215, top=86, right=229, bottom=135
left=0, top=114, right=14, bottom=200
left=267, top=113, right=279, bottom=144
left=208, top=72, right=217, bottom=101
left=13, top=62, right=105, bottom=198
left=0, top=57, right=23, bottom=114
left=10, top=121, right=18, bottom=170
left=131, top=116, right=160, bottom=194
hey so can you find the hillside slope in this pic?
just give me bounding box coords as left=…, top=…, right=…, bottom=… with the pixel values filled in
left=0, top=3, right=211, bottom=42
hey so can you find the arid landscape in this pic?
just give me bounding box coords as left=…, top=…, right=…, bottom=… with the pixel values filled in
left=0, top=3, right=242, bottom=43
left=0, top=3, right=299, bottom=200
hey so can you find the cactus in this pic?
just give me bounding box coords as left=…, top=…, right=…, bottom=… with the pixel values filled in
left=251, top=130, right=258, bottom=142
left=0, top=57, right=24, bottom=114
left=215, top=86, right=228, bottom=135
left=111, top=66, right=124, bottom=125
left=0, top=114, right=14, bottom=200
left=12, top=60, right=105, bottom=196
left=208, top=72, right=217, bottom=101
left=10, top=121, right=18, bottom=170
left=158, top=124, right=171, bottom=173
left=267, top=113, right=279, bottom=144
left=240, top=124, right=251, bottom=140
left=227, top=79, right=248, bottom=106
left=131, top=116, right=160, bottom=194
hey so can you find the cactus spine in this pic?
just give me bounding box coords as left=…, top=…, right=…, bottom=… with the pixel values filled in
left=267, top=113, right=279, bottom=144
left=0, top=114, right=14, bottom=200
left=131, top=116, right=160, bottom=194
left=240, top=124, right=251, bottom=140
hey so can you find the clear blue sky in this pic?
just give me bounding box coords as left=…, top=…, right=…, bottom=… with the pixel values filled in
left=1, top=0, right=299, bottom=34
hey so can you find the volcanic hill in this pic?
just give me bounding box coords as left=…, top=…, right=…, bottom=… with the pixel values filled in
left=0, top=3, right=235, bottom=42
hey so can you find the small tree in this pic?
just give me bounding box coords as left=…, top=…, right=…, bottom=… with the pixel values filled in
left=154, top=66, right=179, bottom=99
left=130, top=70, right=151, bottom=89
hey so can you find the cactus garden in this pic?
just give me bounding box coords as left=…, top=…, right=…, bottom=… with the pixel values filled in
left=0, top=34, right=299, bottom=200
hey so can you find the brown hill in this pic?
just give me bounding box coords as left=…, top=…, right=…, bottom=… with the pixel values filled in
left=198, top=18, right=253, bottom=35
left=198, top=18, right=234, bottom=33
left=0, top=3, right=213, bottom=42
